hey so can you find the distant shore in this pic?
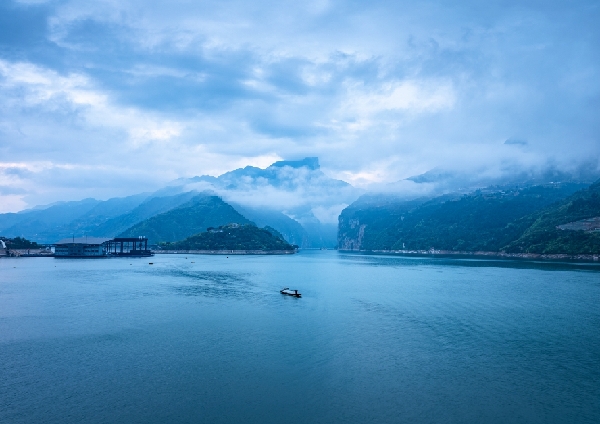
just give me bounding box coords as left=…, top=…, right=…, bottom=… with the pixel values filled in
left=154, top=249, right=296, bottom=255
left=4, top=248, right=597, bottom=261
left=0, top=248, right=297, bottom=257
left=340, top=249, right=600, bottom=262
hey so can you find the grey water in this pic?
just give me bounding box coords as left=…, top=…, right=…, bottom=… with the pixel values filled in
left=1, top=251, right=599, bottom=424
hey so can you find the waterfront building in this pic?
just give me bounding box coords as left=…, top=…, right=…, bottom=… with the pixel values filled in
left=54, top=237, right=112, bottom=257
left=106, top=237, right=152, bottom=257
left=54, top=236, right=152, bottom=257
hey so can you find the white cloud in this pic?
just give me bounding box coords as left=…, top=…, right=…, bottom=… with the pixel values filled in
left=0, top=195, right=27, bottom=213
left=346, top=80, right=455, bottom=114
left=0, top=0, right=598, bottom=211
left=311, top=204, right=348, bottom=224
left=328, top=79, right=456, bottom=133
left=0, top=60, right=185, bottom=148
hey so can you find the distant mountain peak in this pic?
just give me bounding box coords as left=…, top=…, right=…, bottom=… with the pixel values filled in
left=268, top=157, right=320, bottom=170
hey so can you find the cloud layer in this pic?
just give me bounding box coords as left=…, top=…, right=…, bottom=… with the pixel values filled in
left=1, top=0, right=599, bottom=211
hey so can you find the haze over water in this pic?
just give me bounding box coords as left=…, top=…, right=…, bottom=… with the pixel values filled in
left=1, top=251, right=599, bottom=423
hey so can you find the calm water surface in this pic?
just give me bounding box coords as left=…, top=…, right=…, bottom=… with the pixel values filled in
left=1, top=251, right=599, bottom=423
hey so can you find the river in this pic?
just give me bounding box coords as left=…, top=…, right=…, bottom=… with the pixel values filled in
left=1, top=251, right=599, bottom=423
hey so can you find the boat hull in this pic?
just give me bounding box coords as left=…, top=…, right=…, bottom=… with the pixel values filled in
left=280, top=289, right=301, bottom=298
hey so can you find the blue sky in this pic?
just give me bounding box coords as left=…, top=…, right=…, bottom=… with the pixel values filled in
left=0, top=0, right=599, bottom=211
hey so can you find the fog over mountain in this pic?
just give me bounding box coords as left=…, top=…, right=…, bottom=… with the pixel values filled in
left=379, top=160, right=600, bottom=199
left=165, top=157, right=362, bottom=224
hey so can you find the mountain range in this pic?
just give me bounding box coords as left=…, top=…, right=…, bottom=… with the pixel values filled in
left=0, top=158, right=352, bottom=247
left=2, top=157, right=599, bottom=255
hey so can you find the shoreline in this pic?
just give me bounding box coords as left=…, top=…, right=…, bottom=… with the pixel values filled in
left=3, top=248, right=597, bottom=261
left=0, top=248, right=54, bottom=257
left=1, top=249, right=297, bottom=257
left=153, top=249, right=297, bottom=255
left=339, top=249, right=600, bottom=262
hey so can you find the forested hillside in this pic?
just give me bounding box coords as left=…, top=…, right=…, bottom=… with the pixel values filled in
left=504, top=180, right=600, bottom=254
left=119, top=195, right=251, bottom=244
left=165, top=224, right=295, bottom=251
left=338, top=182, right=600, bottom=254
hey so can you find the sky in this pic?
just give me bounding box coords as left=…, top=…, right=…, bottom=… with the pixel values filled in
left=0, top=0, right=599, bottom=212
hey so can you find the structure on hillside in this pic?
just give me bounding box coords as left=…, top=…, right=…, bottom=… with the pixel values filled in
left=54, top=236, right=152, bottom=258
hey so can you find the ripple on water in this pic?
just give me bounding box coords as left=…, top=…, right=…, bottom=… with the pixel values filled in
left=152, top=267, right=261, bottom=300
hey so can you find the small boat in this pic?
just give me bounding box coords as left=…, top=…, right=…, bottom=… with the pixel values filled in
left=280, top=287, right=301, bottom=298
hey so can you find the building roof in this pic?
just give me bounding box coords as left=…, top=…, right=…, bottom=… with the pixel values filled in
left=55, top=237, right=112, bottom=245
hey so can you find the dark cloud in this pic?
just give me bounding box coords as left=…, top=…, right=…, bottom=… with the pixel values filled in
left=3, top=167, right=34, bottom=178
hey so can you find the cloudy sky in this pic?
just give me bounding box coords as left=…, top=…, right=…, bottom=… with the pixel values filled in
left=0, top=0, right=598, bottom=211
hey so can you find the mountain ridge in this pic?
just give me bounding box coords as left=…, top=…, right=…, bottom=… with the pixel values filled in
left=118, top=195, right=252, bottom=244
left=338, top=181, right=599, bottom=254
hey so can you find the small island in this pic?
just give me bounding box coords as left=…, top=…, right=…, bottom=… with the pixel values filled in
left=156, top=223, right=298, bottom=255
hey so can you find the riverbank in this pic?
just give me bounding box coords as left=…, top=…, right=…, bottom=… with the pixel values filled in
left=154, top=249, right=297, bottom=255
left=0, top=248, right=54, bottom=257
left=0, top=249, right=297, bottom=257
left=340, top=249, right=600, bottom=262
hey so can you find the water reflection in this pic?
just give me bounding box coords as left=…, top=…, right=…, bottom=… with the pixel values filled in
left=339, top=252, right=600, bottom=272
